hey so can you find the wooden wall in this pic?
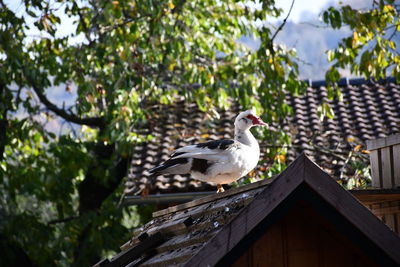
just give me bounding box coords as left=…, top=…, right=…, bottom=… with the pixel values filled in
left=369, top=200, right=400, bottom=235
left=352, top=191, right=400, bottom=236
left=366, top=134, right=400, bottom=189
left=232, top=202, right=378, bottom=267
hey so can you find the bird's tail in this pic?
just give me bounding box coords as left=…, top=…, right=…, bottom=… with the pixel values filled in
left=149, top=157, right=190, bottom=174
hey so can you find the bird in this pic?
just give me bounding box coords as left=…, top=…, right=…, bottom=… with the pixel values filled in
left=149, top=109, right=267, bottom=193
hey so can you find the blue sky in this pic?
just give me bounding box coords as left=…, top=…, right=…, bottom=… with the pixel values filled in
left=274, top=0, right=335, bottom=23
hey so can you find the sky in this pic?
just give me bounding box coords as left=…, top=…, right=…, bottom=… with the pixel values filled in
left=6, top=0, right=338, bottom=34
left=274, top=0, right=336, bottom=23
left=276, top=0, right=375, bottom=23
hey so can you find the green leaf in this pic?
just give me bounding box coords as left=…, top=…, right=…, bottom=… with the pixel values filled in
left=317, top=102, right=335, bottom=120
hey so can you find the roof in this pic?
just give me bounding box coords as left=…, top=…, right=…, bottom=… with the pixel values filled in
left=99, top=154, right=400, bottom=267
left=125, top=78, right=400, bottom=195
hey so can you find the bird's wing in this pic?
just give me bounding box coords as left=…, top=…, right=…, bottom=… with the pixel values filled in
left=149, top=139, right=239, bottom=175
left=172, top=139, right=238, bottom=162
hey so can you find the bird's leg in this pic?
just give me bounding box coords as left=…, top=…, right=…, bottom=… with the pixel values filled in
left=217, top=184, right=225, bottom=193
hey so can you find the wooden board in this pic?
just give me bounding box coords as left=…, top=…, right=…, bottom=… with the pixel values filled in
left=152, top=177, right=275, bottom=218
left=369, top=150, right=381, bottom=188
left=393, top=144, right=400, bottom=187
left=366, top=134, right=400, bottom=150
left=351, top=189, right=400, bottom=204
left=381, top=146, right=393, bottom=188
left=232, top=202, right=378, bottom=267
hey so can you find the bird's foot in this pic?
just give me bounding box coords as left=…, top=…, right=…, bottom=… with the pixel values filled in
left=216, top=184, right=225, bottom=193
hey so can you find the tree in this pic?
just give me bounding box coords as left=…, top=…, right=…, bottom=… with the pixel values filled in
left=0, top=0, right=302, bottom=265
left=324, top=0, right=399, bottom=86
left=321, top=0, right=399, bottom=188
left=2, top=0, right=396, bottom=265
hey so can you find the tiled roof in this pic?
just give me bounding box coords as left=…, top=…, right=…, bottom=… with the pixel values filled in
left=98, top=154, right=400, bottom=267
left=125, top=78, right=400, bottom=195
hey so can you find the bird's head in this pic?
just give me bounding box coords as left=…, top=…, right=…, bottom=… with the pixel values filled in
left=234, top=109, right=268, bottom=130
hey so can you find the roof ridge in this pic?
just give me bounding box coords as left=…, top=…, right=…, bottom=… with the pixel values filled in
left=305, top=76, right=397, bottom=88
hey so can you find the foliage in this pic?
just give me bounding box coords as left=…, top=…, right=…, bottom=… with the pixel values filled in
left=324, top=0, right=400, bottom=84
left=0, top=0, right=305, bottom=265
left=321, top=0, right=399, bottom=188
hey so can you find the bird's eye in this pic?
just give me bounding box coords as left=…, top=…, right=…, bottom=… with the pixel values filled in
left=241, top=118, right=248, bottom=123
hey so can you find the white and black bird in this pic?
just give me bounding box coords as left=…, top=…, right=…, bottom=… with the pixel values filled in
left=149, top=110, right=267, bottom=192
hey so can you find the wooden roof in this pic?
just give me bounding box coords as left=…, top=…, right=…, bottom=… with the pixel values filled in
left=98, top=154, right=400, bottom=267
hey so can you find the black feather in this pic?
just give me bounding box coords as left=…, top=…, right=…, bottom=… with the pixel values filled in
left=170, top=152, right=186, bottom=158
left=191, top=158, right=211, bottom=174
left=149, top=158, right=189, bottom=174
left=195, top=139, right=234, bottom=150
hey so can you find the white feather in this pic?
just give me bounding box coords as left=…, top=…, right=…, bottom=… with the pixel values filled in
left=150, top=109, right=267, bottom=187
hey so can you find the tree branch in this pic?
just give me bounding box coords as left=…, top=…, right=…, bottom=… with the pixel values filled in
left=263, top=142, right=369, bottom=162
left=24, top=74, right=105, bottom=128
left=47, top=215, right=80, bottom=225
left=31, top=84, right=105, bottom=128
left=0, top=83, right=7, bottom=161
left=299, top=21, right=330, bottom=29
left=75, top=2, right=93, bottom=44
left=269, top=0, right=295, bottom=52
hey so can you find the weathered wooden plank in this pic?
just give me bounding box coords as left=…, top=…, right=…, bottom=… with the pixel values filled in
left=168, top=188, right=260, bottom=222
left=369, top=200, right=400, bottom=220
left=370, top=203, right=380, bottom=211
left=156, top=231, right=216, bottom=254
left=351, top=190, right=400, bottom=205
left=369, top=150, right=381, bottom=188
left=139, top=245, right=195, bottom=267
left=381, top=147, right=393, bottom=188
left=385, top=214, right=396, bottom=232
left=101, top=232, right=165, bottom=267
left=393, top=144, right=400, bottom=188
left=370, top=205, right=400, bottom=217
left=153, top=177, right=275, bottom=218
left=366, top=133, right=400, bottom=150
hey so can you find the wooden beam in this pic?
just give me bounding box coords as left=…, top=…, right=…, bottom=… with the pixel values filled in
left=366, top=134, right=400, bottom=150
left=351, top=189, right=400, bottom=204
left=370, top=204, right=400, bottom=217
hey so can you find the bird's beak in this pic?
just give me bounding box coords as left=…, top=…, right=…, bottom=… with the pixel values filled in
left=247, top=114, right=268, bottom=127
left=255, top=118, right=268, bottom=127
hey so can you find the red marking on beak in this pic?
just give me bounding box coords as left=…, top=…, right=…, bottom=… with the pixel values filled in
left=246, top=114, right=268, bottom=126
